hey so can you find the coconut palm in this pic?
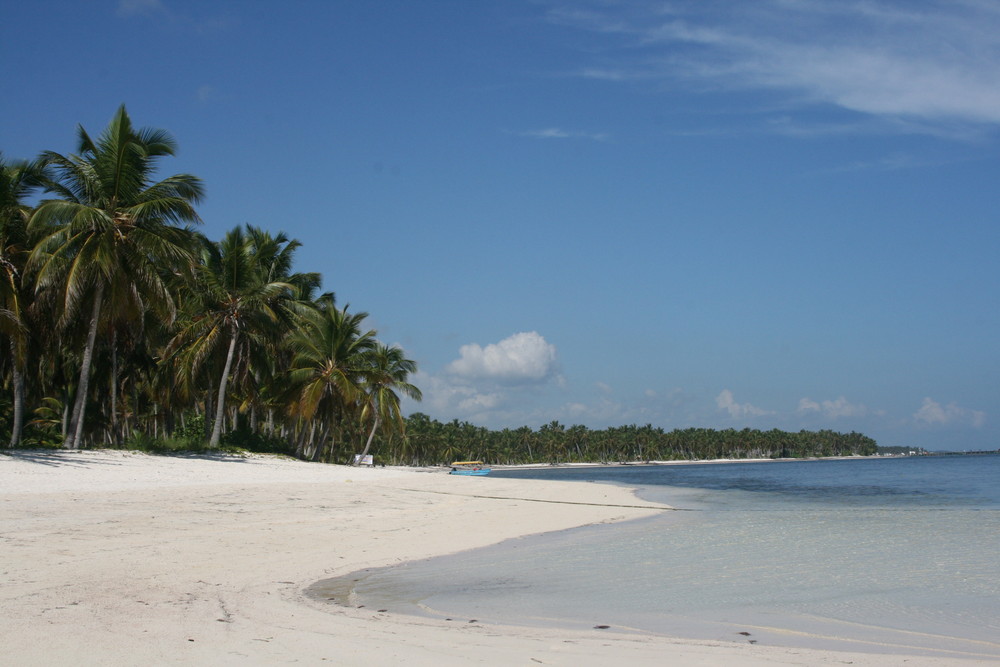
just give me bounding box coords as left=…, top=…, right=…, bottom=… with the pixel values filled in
left=356, top=342, right=421, bottom=463
left=286, top=300, right=376, bottom=460
left=1, top=154, right=46, bottom=447
left=28, top=106, right=203, bottom=449
left=168, top=225, right=316, bottom=448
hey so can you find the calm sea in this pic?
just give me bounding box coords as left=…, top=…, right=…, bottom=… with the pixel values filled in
left=316, top=455, right=1000, bottom=659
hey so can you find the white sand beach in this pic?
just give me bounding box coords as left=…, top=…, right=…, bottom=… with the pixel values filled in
left=0, top=451, right=988, bottom=666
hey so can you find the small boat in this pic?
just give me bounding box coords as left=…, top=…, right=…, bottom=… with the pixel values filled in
left=449, top=461, right=491, bottom=476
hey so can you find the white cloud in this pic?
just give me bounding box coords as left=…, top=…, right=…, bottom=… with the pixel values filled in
left=446, top=331, right=557, bottom=384
left=798, top=396, right=874, bottom=418
left=409, top=372, right=506, bottom=419
left=914, top=397, right=986, bottom=428
left=457, top=392, right=503, bottom=413
left=716, top=389, right=771, bottom=419
left=550, top=1, right=1000, bottom=129
left=405, top=332, right=561, bottom=425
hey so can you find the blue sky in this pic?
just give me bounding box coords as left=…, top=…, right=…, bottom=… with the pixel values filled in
left=3, top=1, right=998, bottom=450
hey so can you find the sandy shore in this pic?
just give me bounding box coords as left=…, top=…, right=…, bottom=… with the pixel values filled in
left=0, top=450, right=987, bottom=666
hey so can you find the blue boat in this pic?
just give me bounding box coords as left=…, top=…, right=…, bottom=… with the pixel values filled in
left=449, top=461, right=491, bottom=476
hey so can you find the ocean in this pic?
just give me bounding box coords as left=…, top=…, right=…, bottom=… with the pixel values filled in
left=316, top=455, right=1000, bottom=659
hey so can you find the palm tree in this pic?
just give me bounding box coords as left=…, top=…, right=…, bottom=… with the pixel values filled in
left=28, top=105, right=203, bottom=449
left=286, top=300, right=375, bottom=461
left=168, top=225, right=314, bottom=448
left=1, top=154, right=45, bottom=447
left=357, top=342, right=421, bottom=463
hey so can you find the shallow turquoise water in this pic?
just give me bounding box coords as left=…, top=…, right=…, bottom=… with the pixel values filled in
left=316, top=455, right=1000, bottom=659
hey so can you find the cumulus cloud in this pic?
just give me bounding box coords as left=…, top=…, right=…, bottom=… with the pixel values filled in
left=406, top=332, right=561, bottom=425
left=446, top=331, right=557, bottom=384
left=798, top=396, right=874, bottom=418
left=549, top=1, right=1000, bottom=129
left=716, top=389, right=771, bottom=419
left=914, top=397, right=986, bottom=428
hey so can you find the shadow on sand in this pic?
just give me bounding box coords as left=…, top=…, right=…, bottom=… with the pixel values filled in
left=1, top=449, right=261, bottom=468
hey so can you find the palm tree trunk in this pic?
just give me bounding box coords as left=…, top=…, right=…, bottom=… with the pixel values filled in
left=9, top=363, right=24, bottom=448
left=308, top=421, right=320, bottom=461
left=357, top=414, right=380, bottom=465
left=65, top=284, right=104, bottom=450
left=209, top=330, right=238, bottom=448
left=294, top=419, right=305, bottom=459
left=61, top=396, right=70, bottom=438
left=110, top=330, right=118, bottom=446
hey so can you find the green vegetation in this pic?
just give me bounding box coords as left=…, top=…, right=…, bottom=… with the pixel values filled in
left=2, top=106, right=879, bottom=466
left=392, top=416, right=877, bottom=466
left=1, top=107, right=417, bottom=462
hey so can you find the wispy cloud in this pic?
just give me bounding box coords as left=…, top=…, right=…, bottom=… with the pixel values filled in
left=798, top=395, right=879, bottom=418
left=514, top=127, right=610, bottom=141
left=117, top=0, right=236, bottom=33
left=196, top=84, right=217, bottom=103
left=716, top=389, right=772, bottom=419
left=547, top=1, right=1000, bottom=131
left=913, top=397, right=986, bottom=427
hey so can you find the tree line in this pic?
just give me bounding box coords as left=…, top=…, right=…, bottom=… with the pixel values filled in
left=1, top=105, right=420, bottom=460
left=381, top=415, right=877, bottom=466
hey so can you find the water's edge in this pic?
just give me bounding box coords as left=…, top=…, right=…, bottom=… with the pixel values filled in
left=307, top=459, right=1000, bottom=660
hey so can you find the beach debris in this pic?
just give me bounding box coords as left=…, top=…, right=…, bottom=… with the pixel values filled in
left=378, top=609, right=388, bottom=613
left=468, top=619, right=478, bottom=623
left=738, top=631, right=751, bottom=636
left=594, top=625, right=611, bottom=629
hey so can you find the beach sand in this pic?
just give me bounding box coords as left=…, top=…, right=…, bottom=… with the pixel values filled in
left=0, top=450, right=987, bottom=666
